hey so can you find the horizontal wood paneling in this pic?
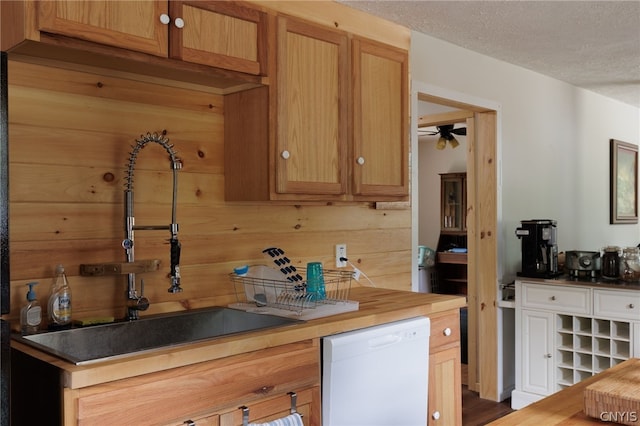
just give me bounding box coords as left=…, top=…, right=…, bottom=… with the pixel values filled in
left=3, top=59, right=411, bottom=325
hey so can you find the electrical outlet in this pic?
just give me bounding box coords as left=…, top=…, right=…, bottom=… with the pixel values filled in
left=335, top=244, right=347, bottom=268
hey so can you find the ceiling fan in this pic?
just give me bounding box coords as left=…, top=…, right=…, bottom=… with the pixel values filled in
left=419, top=124, right=467, bottom=150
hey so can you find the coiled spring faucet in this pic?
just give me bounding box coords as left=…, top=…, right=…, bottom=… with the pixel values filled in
left=123, top=132, right=183, bottom=320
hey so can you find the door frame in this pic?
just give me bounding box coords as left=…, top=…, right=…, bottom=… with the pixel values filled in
left=411, top=81, right=506, bottom=401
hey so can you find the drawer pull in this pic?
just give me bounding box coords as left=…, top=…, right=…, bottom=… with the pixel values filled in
left=443, top=327, right=452, bottom=337
left=550, top=296, right=556, bottom=301
left=281, top=150, right=290, bottom=159
left=432, top=411, right=441, bottom=420
left=356, top=156, right=365, bottom=165
left=184, top=421, right=195, bottom=426
left=629, top=304, right=635, bottom=309
left=544, top=353, right=552, bottom=359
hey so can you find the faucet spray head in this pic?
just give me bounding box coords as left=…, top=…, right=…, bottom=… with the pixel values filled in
left=168, top=237, right=182, bottom=293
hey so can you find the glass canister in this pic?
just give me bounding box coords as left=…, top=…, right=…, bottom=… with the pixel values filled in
left=620, top=246, right=640, bottom=282
left=601, top=246, right=621, bottom=280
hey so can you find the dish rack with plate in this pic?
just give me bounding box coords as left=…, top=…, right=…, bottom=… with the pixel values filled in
left=230, top=265, right=353, bottom=314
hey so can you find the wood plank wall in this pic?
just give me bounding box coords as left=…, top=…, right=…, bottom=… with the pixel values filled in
left=2, top=59, right=412, bottom=327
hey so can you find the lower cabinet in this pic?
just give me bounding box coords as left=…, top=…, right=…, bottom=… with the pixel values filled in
left=520, top=309, right=553, bottom=396
left=513, top=280, right=640, bottom=409
left=65, top=340, right=320, bottom=425
left=428, top=310, right=462, bottom=425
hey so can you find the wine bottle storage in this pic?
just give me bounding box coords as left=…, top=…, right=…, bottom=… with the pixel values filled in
left=555, top=314, right=632, bottom=390
left=514, top=280, right=640, bottom=410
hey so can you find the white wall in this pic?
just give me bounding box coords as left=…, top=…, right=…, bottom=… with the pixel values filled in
left=412, top=31, right=640, bottom=282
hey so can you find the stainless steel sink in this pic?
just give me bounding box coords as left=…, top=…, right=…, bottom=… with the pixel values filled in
left=13, top=307, right=302, bottom=365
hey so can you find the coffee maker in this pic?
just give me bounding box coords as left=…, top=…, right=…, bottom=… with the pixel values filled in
left=515, top=219, right=560, bottom=278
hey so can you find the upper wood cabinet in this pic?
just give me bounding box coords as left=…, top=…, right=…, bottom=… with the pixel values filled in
left=37, top=1, right=169, bottom=56
left=275, top=16, right=349, bottom=196
left=36, top=0, right=268, bottom=75
left=225, top=14, right=409, bottom=202
left=352, top=37, right=409, bottom=198
left=169, top=1, right=267, bottom=75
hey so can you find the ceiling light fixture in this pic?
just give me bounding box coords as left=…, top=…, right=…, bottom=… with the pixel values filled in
left=435, top=125, right=460, bottom=150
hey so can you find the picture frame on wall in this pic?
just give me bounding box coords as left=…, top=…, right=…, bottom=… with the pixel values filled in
left=610, top=139, right=638, bottom=224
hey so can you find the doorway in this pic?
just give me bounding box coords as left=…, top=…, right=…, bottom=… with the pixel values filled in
left=411, top=81, right=503, bottom=401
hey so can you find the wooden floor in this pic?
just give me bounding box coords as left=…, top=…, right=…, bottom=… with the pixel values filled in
left=461, top=366, right=513, bottom=426
left=462, top=385, right=514, bottom=426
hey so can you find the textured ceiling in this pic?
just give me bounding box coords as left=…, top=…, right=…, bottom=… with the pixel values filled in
left=337, top=0, right=640, bottom=108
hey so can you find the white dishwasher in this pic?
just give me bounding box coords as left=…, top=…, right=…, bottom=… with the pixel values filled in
left=322, top=317, right=430, bottom=426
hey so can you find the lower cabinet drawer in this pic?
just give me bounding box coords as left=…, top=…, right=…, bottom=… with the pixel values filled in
left=594, top=289, right=640, bottom=320
left=521, top=283, right=591, bottom=314
left=74, top=340, right=320, bottom=425
left=429, top=311, right=460, bottom=351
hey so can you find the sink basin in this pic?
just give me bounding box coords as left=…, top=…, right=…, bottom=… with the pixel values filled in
left=13, top=307, right=303, bottom=365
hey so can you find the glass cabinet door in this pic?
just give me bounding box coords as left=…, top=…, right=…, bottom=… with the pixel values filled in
left=440, top=173, right=466, bottom=232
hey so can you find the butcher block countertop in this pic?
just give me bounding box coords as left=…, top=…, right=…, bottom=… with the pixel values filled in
left=489, top=358, right=640, bottom=426
left=12, top=287, right=466, bottom=390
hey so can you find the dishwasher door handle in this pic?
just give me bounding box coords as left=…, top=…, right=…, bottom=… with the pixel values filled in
left=368, top=334, right=403, bottom=348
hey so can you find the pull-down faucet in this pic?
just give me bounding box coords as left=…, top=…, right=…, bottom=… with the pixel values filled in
left=123, top=132, right=183, bottom=320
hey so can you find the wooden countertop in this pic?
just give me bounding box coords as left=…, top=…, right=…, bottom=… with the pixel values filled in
left=12, top=287, right=466, bottom=389
left=489, top=358, right=640, bottom=425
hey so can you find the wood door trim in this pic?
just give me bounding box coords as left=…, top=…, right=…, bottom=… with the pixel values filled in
left=418, top=108, right=499, bottom=400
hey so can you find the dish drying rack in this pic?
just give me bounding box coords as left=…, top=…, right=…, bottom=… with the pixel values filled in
left=230, top=266, right=353, bottom=314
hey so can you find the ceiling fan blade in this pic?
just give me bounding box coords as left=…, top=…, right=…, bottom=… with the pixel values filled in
left=451, top=127, right=467, bottom=136
left=418, top=130, right=439, bottom=135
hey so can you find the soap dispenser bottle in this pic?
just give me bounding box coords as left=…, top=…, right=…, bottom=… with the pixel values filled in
left=20, top=282, right=42, bottom=335
left=48, top=264, right=72, bottom=327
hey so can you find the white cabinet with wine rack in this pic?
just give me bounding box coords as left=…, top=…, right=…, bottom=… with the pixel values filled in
left=513, top=280, right=640, bottom=409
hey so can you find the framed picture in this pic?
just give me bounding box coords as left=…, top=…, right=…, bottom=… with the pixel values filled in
left=610, top=139, right=638, bottom=224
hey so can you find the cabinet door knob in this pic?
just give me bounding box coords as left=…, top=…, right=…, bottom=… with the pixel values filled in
left=544, top=353, right=552, bottom=358
left=174, top=17, right=185, bottom=29
left=432, top=411, right=441, bottom=420
left=356, top=156, right=365, bottom=165
left=550, top=296, right=556, bottom=301
left=281, top=150, right=290, bottom=160
left=443, top=327, right=452, bottom=336
left=629, top=304, right=635, bottom=309
left=183, top=421, right=195, bottom=426
left=159, top=14, right=171, bottom=25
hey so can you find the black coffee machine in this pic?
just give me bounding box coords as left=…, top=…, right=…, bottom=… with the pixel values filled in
left=515, top=219, right=561, bottom=278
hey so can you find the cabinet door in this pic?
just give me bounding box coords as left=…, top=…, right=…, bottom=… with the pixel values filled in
left=169, top=1, right=267, bottom=75
left=37, top=0, right=168, bottom=56
left=428, top=346, right=462, bottom=425
left=521, top=309, right=553, bottom=396
left=275, top=16, right=348, bottom=196
left=352, top=37, right=408, bottom=198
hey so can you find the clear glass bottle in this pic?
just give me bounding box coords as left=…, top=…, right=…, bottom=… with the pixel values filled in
left=620, top=247, right=640, bottom=282
left=20, top=282, right=41, bottom=335
left=48, top=264, right=72, bottom=326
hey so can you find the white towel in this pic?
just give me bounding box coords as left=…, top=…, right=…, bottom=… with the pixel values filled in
left=249, top=412, right=304, bottom=426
